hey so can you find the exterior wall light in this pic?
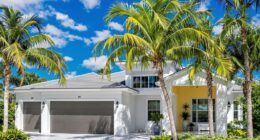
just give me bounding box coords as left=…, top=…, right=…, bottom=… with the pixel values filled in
left=228, top=101, right=231, bottom=108
left=116, top=101, right=119, bottom=108
left=42, top=101, right=45, bottom=109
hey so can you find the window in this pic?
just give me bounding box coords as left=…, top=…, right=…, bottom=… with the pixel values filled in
left=234, top=101, right=239, bottom=120
left=149, top=76, right=159, bottom=88
left=133, top=77, right=141, bottom=88
left=141, top=77, right=149, bottom=88
left=133, top=76, right=159, bottom=88
left=148, top=100, right=160, bottom=121
left=192, top=99, right=215, bottom=123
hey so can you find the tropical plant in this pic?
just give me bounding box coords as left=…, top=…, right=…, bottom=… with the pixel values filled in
left=0, top=7, right=67, bottom=132
left=218, top=0, right=260, bottom=138
left=10, top=72, right=47, bottom=87
left=94, top=0, right=215, bottom=139
left=188, top=20, right=233, bottom=136
left=181, top=104, right=190, bottom=120
left=151, top=112, right=164, bottom=125
left=235, top=82, right=260, bottom=136
left=0, top=129, right=30, bottom=140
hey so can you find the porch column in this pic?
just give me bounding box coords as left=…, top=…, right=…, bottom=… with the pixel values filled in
left=41, top=100, right=50, bottom=134
left=15, top=101, right=23, bottom=130
left=216, top=84, right=229, bottom=135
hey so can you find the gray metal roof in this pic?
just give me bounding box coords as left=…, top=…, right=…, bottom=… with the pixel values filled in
left=15, top=71, right=129, bottom=90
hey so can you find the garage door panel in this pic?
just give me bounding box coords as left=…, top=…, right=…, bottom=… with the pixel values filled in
left=50, top=101, right=114, bottom=134
left=23, top=102, right=41, bottom=132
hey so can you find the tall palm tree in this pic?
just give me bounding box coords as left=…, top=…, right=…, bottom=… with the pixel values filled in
left=221, top=22, right=260, bottom=138
left=188, top=20, right=233, bottom=136
left=94, top=0, right=214, bottom=139
left=217, top=0, right=260, bottom=137
left=0, top=7, right=66, bottom=132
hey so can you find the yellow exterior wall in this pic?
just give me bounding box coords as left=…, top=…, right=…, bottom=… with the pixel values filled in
left=172, top=86, right=216, bottom=132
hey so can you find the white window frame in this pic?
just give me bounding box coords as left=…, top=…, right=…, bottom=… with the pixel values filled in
left=147, top=100, right=161, bottom=121
left=132, top=76, right=159, bottom=88
left=233, top=101, right=239, bottom=120
left=192, top=99, right=216, bottom=123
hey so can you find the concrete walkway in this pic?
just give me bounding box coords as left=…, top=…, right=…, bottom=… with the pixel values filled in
left=29, top=133, right=152, bottom=140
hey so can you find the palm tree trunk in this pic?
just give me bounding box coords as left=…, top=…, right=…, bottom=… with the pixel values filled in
left=206, top=68, right=214, bottom=136
left=3, top=64, right=11, bottom=132
left=241, top=22, right=253, bottom=139
left=157, top=63, right=177, bottom=140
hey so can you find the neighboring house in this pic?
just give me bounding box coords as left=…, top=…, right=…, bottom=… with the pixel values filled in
left=14, top=62, right=243, bottom=136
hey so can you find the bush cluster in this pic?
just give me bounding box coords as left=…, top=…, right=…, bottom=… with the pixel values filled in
left=151, top=133, right=260, bottom=140
left=0, top=129, right=29, bottom=140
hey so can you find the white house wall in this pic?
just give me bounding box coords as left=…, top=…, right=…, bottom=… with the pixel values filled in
left=121, top=92, right=136, bottom=133
left=134, top=95, right=161, bottom=133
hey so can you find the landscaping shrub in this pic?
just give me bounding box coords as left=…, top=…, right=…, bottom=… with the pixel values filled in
left=177, top=133, right=193, bottom=140
left=227, top=129, right=246, bottom=138
left=0, top=129, right=29, bottom=140
left=150, top=135, right=171, bottom=140
left=151, top=134, right=253, bottom=140
left=0, top=102, right=15, bottom=130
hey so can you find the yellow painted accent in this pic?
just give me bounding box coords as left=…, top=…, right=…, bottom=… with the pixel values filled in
left=172, top=86, right=216, bottom=132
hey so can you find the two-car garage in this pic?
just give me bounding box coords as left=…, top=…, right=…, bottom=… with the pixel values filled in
left=23, top=101, right=114, bottom=134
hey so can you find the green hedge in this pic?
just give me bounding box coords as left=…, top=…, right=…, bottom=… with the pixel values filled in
left=0, top=129, right=30, bottom=140
left=0, top=102, right=15, bottom=130
left=151, top=133, right=260, bottom=140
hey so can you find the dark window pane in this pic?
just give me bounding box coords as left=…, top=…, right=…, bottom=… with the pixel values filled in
left=234, top=111, right=238, bottom=120
left=149, top=76, right=159, bottom=88
left=133, top=77, right=140, bottom=88
left=192, top=99, right=197, bottom=110
left=198, top=99, right=208, bottom=111
left=141, top=77, right=148, bottom=88
left=192, top=111, right=196, bottom=122
left=198, top=111, right=208, bottom=122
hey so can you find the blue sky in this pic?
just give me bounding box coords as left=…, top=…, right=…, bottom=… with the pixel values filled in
left=0, top=0, right=259, bottom=80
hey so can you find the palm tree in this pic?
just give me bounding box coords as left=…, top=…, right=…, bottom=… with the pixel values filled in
left=217, top=0, right=260, bottom=136
left=221, top=22, right=260, bottom=138
left=10, top=72, right=47, bottom=87
left=0, top=7, right=66, bottom=132
left=188, top=20, right=233, bottom=136
left=94, top=1, right=215, bottom=139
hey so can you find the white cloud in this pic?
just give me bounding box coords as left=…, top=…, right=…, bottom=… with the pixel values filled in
left=198, top=0, right=210, bottom=11
left=0, top=0, right=43, bottom=11
left=0, top=58, right=3, bottom=62
left=65, top=71, right=77, bottom=78
left=44, top=24, right=83, bottom=48
left=63, top=56, right=74, bottom=62
left=212, top=24, right=223, bottom=35
left=84, top=38, right=92, bottom=46
left=80, top=0, right=101, bottom=10
left=108, top=22, right=124, bottom=32
left=91, top=30, right=111, bottom=44
left=82, top=55, right=108, bottom=70
left=54, top=12, right=87, bottom=32
left=252, top=14, right=260, bottom=28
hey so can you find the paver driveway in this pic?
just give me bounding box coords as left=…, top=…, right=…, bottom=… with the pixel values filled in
left=29, top=133, right=151, bottom=140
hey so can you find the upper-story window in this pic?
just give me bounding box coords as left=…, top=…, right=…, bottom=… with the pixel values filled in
left=133, top=76, right=159, bottom=88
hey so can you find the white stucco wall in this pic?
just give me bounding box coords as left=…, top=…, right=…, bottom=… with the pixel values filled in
left=121, top=92, right=136, bottom=133
left=134, top=95, right=161, bottom=133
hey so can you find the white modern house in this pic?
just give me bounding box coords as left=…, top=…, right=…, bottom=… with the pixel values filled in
left=14, top=62, right=243, bottom=136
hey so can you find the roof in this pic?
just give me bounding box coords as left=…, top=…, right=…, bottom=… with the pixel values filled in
left=163, top=68, right=243, bottom=92
left=15, top=71, right=132, bottom=90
